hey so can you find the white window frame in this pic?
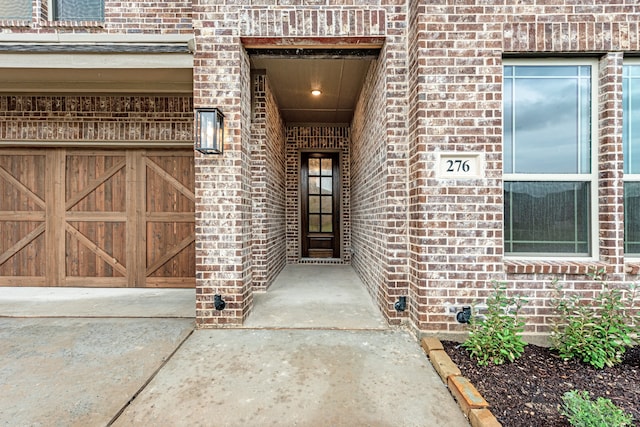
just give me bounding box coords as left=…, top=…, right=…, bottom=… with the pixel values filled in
left=48, top=0, right=104, bottom=21
left=503, top=58, right=599, bottom=260
left=623, top=58, right=640, bottom=259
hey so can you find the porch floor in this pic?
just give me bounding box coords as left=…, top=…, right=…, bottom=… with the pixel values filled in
left=244, top=264, right=388, bottom=329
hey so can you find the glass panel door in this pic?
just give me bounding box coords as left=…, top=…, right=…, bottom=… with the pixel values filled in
left=301, top=152, right=340, bottom=258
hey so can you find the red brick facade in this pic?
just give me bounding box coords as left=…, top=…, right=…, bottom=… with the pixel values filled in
left=0, top=95, right=193, bottom=142
left=1, top=0, right=192, bottom=33
left=250, top=72, right=287, bottom=290
left=2, top=0, right=640, bottom=340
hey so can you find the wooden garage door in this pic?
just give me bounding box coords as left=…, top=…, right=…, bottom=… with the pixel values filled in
left=0, top=148, right=195, bottom=288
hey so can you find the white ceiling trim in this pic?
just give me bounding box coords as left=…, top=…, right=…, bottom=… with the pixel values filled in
left=0, top=53, right=193, bottom=69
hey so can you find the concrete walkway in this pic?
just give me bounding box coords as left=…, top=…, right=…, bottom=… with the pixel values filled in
left=0, top=265, right=469, bottom=426
left=244, top=264, right=388, bottom=329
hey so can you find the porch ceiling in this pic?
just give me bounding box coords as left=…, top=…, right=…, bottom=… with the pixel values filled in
left=250, top=54, right=375, bottom=125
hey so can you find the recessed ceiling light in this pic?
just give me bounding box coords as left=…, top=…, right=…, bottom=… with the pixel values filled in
left=311, top=89, right=322, bottom=96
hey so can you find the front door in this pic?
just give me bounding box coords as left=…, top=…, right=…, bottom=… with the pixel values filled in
left=301, top=152, right=340, bottom=258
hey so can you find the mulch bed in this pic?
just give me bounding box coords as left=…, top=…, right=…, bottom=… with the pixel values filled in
left=441, top=341, right=640, bottom=427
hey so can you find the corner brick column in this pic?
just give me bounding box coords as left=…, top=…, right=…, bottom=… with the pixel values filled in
left=408, top=1, right=504, bottom=333
left=193, top=6, right=253, bottom=327
left=383, top=2, right=411, bottom=326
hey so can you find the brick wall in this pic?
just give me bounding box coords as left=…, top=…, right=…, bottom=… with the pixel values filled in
left=251, top=71, right=287, bottom=291
left=409, top=1, right=504, bottom=334
left=238, top=4, right=386, bottom=38
left=263, top=76, right=287, bottom=286
left=15, top=0, right=633, bottom=335
left=191, top=0, right=399, bottom=327
left=381, top=1, right=411, bottom=326
left=411, top=1, right=640, bottom=340
left=0, top=95, right=192, bottom=142
left=597, top=52, right=625, bottom=279
left=106, top=0, right=192, bottom=33
left=285, top=126, right=351, bottom=264
left=407, top=0, right=427, bottom=331
left=351, top=52, right=397, bottom=323
left=0, top=0, right=192, bottom=34
left=193, top=2, right=253, bottom=326
left=349, top=0, right=411, bottom=326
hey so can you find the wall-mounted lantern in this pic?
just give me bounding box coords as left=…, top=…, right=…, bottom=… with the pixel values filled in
left=195, top=108, right=224, bottom=154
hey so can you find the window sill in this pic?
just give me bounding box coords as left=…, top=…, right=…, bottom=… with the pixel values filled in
left=504, top=259, right=610, bottom=275
left=43, top=20, right=104, bottom=28
left=0, top=19, right=31, bottom=27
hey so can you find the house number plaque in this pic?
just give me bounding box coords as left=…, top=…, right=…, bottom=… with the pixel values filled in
left=436, top=153, right=483, bottom=179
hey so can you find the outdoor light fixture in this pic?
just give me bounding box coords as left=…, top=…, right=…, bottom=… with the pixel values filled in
left=195, top=108, right=224, bottom=154
left=394, top=296, right=407, bottom=312
left=456, top=306, right=472, bottom=323
left=214, top=294, right=226, bottom=311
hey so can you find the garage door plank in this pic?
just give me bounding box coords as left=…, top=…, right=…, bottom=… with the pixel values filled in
left=45, top=149, right=65, bottom=286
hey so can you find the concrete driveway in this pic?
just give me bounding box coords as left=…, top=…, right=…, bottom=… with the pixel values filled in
left=0, top=288, right=195, bottom=426
left=0, top=317, right=194, bottom=426
left=0, top=265, right=469, bottom=427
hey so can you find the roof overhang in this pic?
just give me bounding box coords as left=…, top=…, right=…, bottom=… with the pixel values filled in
left=0, top=36, right=193, bottom=94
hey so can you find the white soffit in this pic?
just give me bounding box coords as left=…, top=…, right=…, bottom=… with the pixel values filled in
left=0, top=52, right=193, bottom=69
left=0, top=51, right=193, bottom=93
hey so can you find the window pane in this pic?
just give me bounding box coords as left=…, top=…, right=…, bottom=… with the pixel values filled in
left=625, top=182, right=640, bottom=254
left=623, top=65, right=640, bottom=174
left=504, top=181, right=590, bottom=254
left=55, top=0, right=104, bottom=21
left=309, top=196, right=320, bottom=214
left=321, top=177, right=332, bottom=195
left=321, top=196, right=332, bottom=213
left=321, top=215, right=333, bottom=232
left=504, top=65, right=591, bottom=174
left=321, top=159, right=332, bottom=176
left=309, top=215, right=320, bottom=232
left=308, top=177, right=320, bottom=194
left=0, top=0, right=31, bottom=19
left=309, top=158, right=320, bottom=175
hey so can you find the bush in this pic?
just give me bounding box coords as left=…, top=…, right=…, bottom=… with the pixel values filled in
left=561, top=390, right=634, bottom=427
left=461, top=282, right=528, bottom=366
left=551, top=269, right=638, bottom=369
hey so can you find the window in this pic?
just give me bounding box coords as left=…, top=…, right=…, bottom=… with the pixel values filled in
left=503, top=62, right=597, bottom=256
left=624, top=63, right=640, bottom=255
left=0, top=0, right=31, bottom=19
left=53, top=0, right=103, bottom=21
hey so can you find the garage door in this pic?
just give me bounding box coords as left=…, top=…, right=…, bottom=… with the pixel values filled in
left=0, top=148, right=195, bottom=287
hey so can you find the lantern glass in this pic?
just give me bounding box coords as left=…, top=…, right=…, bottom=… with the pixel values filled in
left=195, top=108, right=224, bottom=154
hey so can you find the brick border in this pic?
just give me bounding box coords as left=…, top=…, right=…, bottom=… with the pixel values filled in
left=421, top=337, right=502, bottom=427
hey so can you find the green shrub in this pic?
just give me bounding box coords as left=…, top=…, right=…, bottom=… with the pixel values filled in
left=461, top=282, right=528, bottom=366
left=551, top=269, right=638, bottom=369
left=561, top=390, right=634, bottom=427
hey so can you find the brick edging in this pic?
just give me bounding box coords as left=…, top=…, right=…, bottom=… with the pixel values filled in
left=420, top=337, right=502, bottom=427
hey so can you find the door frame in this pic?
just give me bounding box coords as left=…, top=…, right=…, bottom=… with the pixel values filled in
left=299, top=149, right=342, bottom=259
